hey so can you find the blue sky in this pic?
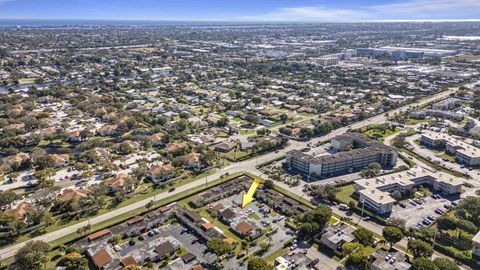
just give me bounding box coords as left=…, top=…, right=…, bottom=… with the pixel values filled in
left=0, top=0, right=479, bottom=21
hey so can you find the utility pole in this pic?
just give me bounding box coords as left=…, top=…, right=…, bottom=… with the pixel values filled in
left=431, top=230, right=438, bottom=257
left=358, top=199, right=365, bottom=224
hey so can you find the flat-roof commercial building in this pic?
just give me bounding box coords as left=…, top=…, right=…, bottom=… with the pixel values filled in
left=370, top=248, right=411, bottom=270
left=356, top=47, right=455, bottom=59
left=286, top=133, right=397, bottom=177
left=314, top=223, right=355, bottom=255
left=354, top=167, right=463, bottom=214
left=421, top=131, right=480, bottom=166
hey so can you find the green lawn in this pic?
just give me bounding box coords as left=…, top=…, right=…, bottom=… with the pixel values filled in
left=222, top=148, right=251, bottom=161
left=363, top=127, right=401, bottom=141
left=239, top=129, right=254, bottom=135
left=248, top=213, right=260, bottom=220
left=405, top=118, right=430, bottom=125
left=437, top=153, right=456, bottom=162
left=336, top=184, right=356, bottom=204
left=264, top=248, right=288, bottom=263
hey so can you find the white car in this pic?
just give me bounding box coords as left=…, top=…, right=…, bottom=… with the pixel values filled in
left=114, top=245, right=122, bottom=252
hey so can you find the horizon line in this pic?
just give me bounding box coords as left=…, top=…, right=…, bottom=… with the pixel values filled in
left=0, top=18, right=480, bottom=23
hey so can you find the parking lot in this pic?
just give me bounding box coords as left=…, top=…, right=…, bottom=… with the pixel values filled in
left=390, top=194, right=457, bottom=229
left=215, top=193, right=295, bottom=269
left=115, top=222, right=216, bottom=266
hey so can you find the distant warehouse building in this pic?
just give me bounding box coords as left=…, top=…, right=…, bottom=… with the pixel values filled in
left=286, top=133, right=397, bottom=177
left=421, top=131, right=480, bottom=166
left=311, top=56, right=340, bottom=66
left=356, top=47, right=455, bottom=59
left=354, top=167, right=463, bottom=214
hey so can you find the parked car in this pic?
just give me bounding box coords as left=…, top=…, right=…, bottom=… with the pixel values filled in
left=339, top=204, right=350, bottom=211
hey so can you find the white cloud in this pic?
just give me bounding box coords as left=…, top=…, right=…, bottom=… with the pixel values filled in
left=241, top=6, right=367, bottom=21
left=240, top=0, right=480, bottom=21
left=372, top=0, right=480, bottom=14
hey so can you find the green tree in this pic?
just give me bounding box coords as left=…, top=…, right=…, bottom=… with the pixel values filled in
left=436, top=216, right=456, bottom=232
left=298, top=205, right=332, bottom=239
left=14, top=240, right=50, bottom=270
left=247, top=257, right=273, bottom=270
left=341, top=242, right=362, bottom=257
left=346, top=250, right=369, bottom=270
left=207, top=237, right=232, bottom=256
left=264, top=179, right=274, bottom=189
left=433, top=258, right=459, bottom=270
left=0, top=190, right=20, bottom=210
left=412, top=257, right=438, bottom=270
left=353, top=228, right=375, bottom=246
left=382, top=226, right=403, bottom=248
left=60, top=252, right=88, bottom=270
left=298, top=222, right=320, bottom=239
left=145, top=200, right=154, bottom=210
left=360, top=162, right=382, bottom=178
left=408, top=239, right=433, bottom=259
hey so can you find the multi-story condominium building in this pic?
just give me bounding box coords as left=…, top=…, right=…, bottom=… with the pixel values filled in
left=472, top=231, right=480, bottom=257
left=286, top=133, right=398, bottom=177
left=354, top=167, right=463, bottom=214
left=432, top=98, right=461, bottom=110
left=421, top=131, right=480, bottom=166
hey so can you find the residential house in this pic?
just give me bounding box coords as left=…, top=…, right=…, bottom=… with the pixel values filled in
left=3, top=202, right=34, bottom=220
left=2, top=152, right=30, bottom=169
left=215, top=142, right=235, bottom=153
left=149, top=133, right=165, bottom=146
left=104, top=172, right=135, bottom=192
left=51, top=154, right=70, bottom=168
left=166, top=142, right=188, bottom=154
left=148, top=164, right=175, bottom=182
left=59, top=188, right=91, bottom=202
left=231, top=219, right=263, bottom=239
left=68, top=130, right=86, bottom=142
left=184, top=152, right=202, bottom=169
left=98, top=124, right=118, bottom=136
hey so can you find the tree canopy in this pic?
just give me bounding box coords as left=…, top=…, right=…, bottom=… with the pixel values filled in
left=247, top=257, right=273, bottom=270
left=14, top=240, right=50, bottom=270
left=207, top=237, right=232, bottom=256
left=382, top=226, right=403, bottom=248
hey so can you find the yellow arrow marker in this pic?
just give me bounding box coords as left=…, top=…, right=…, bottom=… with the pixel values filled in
left=242, top=178, right=261, bottom=208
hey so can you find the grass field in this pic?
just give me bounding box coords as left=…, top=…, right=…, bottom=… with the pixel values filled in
left=336, top=184, right=356, bottom=204
left=363, top=126, right=401, bottom=141
left=405, top=117, right=430, bottom=125
left=18, top=78, right=37, bottom=84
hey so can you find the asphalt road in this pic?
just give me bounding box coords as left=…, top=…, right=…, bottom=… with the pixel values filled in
left=0, top=81, right=471, bottom=259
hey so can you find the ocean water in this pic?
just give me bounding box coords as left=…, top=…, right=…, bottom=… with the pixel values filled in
left=0, top=19, right=290, bottom=28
